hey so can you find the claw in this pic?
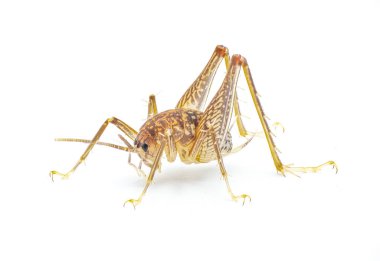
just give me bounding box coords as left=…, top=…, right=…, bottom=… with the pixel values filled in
left=138, top=169, right=147, bottom=178
left=277, top=160, right=338, bottom=177
left=326, top=161, right=338, bottom=174
left=232, top=194, right=252, bottom=206
left=49, top=170, right=71, bottom=182
left=277, top=170, right=286, bottom=177
left=49, top=171, right=55, bottom=182
left=123, top=198, right=141, bottom=209
left=273, top=122, right=285, bottom=133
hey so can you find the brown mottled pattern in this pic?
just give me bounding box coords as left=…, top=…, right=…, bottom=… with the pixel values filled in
left=136, top=107, right=234, bottom=164
left=220, top=132, right=233, bottom=153
left=135, top=55, right=244, bottom=164
left=176, top=46, right=226, bottom=111
left=195, top=56, right=242, bottom=162
left=138, top=109, right=201, bottom=145
left=49, top=45, right=337, bottom=207
left=136, top=109, right=201, bottom=163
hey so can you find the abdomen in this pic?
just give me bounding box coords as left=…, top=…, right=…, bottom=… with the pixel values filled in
left=170, top=109, right=233, bottom=164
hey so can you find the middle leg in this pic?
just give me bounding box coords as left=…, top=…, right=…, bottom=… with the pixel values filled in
left=123, top=138, right=167, bottom=208
left=210, top=126, right=251, bottom=204
left=188, top=125, right=251, bottom=204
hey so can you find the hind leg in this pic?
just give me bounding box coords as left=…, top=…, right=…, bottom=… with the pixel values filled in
left=239, top=55, right=337, bottom=176
left=176, top=45, right=230, bottom=111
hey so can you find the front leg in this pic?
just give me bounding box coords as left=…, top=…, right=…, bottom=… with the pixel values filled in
left=50, top=117, right=138, bottom=181
left=123, top=139, right=167, bottom=209
left=189, top=125, right=250, bottom=205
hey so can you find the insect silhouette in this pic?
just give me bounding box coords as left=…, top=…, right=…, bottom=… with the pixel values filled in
left=50, top=45, right=337, bottom=208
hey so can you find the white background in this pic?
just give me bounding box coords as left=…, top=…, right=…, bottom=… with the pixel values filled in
left=1, top=0, right=379, bottom=260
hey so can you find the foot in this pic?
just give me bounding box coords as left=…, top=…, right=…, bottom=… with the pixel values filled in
left=277, top=161, right=338, bottom=177
left=272, top=121, right=285, bottom=135
left=137, top=169, right=147, bottom=178
left=123, top=198, right=142, bottom=209
left=231, top=193, right=252, bottom=206
left=49, top=170, right=72, bottom=181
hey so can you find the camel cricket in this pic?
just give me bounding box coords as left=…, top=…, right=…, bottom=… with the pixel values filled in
left=50, top=45, right=337, bottom=208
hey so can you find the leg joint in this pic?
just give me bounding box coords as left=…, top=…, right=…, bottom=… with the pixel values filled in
left=231, top=54, right=246, bottom=65
left=107, top=117, right=116, bottom=123
left=215, top=45, right=229, bottom=57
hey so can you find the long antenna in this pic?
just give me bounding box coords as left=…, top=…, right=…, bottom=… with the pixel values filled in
left=55, top=138, right=131, bottom=152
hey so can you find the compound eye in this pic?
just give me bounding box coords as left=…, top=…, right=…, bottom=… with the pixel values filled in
left=141, top=143, right=149, bottom=152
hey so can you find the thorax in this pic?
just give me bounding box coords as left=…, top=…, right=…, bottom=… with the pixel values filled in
left=139, top=108, right=233, bottom=164
left=140, top=109, right=202, bottom=161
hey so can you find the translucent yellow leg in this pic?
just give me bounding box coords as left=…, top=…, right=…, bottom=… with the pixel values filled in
left=117, top=134, right=147, bottom=178
left=50, top=117, right=138, bottom=181
left=123, top=139, right=167, bottom=209
left=164, top=129, right=177, bottom=162
left=282, top=161, right=338, bottom=177
left=240, top=57, right=338, bottom=176
left=225, top=121, right=284, bottom=156
left=128, top=153, right=146, bottom=178
left=209, top=126, right=251, bottom=205
left=147, top=94, right=158, bottom=119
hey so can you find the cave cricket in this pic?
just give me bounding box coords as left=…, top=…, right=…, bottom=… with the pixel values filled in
left=50, top=45, right=337, bottom=208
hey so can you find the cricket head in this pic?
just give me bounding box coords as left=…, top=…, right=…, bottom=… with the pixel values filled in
left=134, top=127, right=161, bottom=168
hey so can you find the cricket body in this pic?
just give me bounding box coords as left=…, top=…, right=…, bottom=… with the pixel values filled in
left=50, top=45, right=337, bottom=208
